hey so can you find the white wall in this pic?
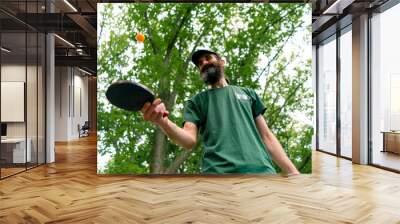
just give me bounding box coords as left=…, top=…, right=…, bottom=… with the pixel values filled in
left=55, top=66, right=68, bottom=141
left=1, top=65, right=27, bottom=138
left=1, top=65, right=26, bottom=81
left=55, top=67, right=89, bottom=141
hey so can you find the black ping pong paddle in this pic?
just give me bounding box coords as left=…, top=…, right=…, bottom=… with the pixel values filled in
left=106, top=80, right=168, bottom=117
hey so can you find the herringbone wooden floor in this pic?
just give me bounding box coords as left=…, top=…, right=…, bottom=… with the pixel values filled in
left=1, top=135, right=400, bottom=224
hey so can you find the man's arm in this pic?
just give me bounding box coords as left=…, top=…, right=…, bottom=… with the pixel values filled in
left=141, top=99, right=198, bottom=150
left=159, top=119, right=198, bottom=150
left=254, top=114, right=300, bottom=175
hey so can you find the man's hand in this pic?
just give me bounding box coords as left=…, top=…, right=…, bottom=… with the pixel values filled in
left=139, top=99, right=197, bottom=150
left=283, top=170, right=300, bottom=177
left=140, top=98, right=169, bottom=126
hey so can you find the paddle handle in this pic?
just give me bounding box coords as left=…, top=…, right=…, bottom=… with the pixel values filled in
left=163, top=111, right=169, bottom=117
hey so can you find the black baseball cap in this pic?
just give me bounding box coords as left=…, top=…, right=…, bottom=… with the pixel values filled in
left=191, top=49, right=220, bottom=67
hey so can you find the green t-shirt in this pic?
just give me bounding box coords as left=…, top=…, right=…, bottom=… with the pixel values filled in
left=183, top=85, right=276, bottom=174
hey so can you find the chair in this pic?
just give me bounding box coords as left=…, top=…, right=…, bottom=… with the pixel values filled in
left=78, top=121, right=90, bottom=138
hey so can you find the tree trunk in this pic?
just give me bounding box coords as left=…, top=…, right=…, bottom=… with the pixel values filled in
left=149, top=7, right=196, bottom=174
left=150, top=127, right=167, bottom=173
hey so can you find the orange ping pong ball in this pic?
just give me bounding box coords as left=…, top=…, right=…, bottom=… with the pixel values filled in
left=135, top=32, right=145, bottom=42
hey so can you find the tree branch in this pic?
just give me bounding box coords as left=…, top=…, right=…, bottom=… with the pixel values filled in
left=298, top=152, right=311, bottom=172
left=164, top=5, right=195, bottom=65
left=166, top=22, right=210, bottom=111
left=255, top=24, right=298, bottom=84
left=164, top=150, right=192, bottom=174
left=185, top=22, right=210, bottom=68
left=165, top=142, right=200, bottom=174
left=160, top=5, right=197, bottom=111
left=262, top=57, right=292, bottom=101
left=233, top=8, right=297, bottom=83
left=268, top=81, right=304, bottom=128
left=143, top=7, right=159, bottom=55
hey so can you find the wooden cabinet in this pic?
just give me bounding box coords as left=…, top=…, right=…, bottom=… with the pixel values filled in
left=382, top=132, right=400, bottom=154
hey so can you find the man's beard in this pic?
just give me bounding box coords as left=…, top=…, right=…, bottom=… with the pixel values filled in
left=200, top=63, right=223, bottom=85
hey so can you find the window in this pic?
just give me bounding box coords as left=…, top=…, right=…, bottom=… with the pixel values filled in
left=339, top=27, right=352, bottom=158
left=370, top=3, right=400, bottom=171
left=317, top=35, right=337, bottom=154
left=0, top=1, right=47, bottom=179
